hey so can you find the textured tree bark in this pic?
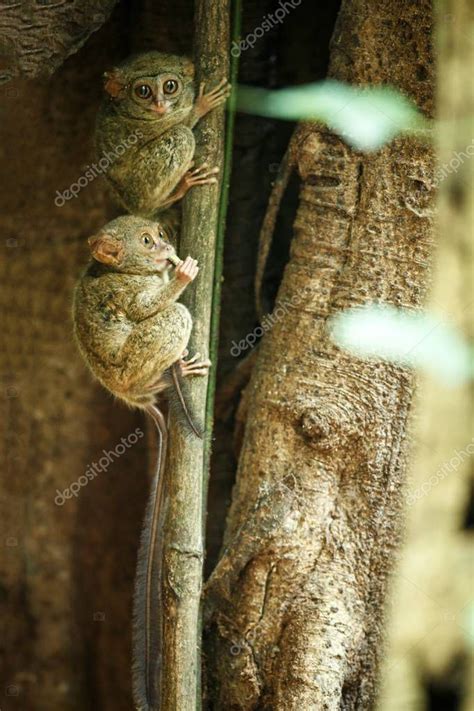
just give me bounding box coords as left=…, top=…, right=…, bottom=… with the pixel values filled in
left=207, top=0, right=342, bottom=577
left=205, top=0, right=435, bottom=708
left=0, top=0, right=117, bottom=81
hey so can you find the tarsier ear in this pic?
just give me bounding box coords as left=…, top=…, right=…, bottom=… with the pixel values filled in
left=103, top=69, right=126, bottom=99
left=183, top=58, right=195, bottom=79
left=88, top=234, right=124, bottom=266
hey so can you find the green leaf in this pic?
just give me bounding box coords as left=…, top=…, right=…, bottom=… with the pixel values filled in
left=237, top=81, right=426, bottom=150
left=330, top=305, right=473, bottom=385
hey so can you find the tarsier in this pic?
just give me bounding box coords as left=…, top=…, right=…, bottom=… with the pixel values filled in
left=73, top=215, right=211, bottom=710
left=96, top=51, right=231, bottom=216
left=74, top=50, right=230, bottom=711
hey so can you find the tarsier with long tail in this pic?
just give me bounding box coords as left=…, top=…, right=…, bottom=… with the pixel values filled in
left=75, top=50, right=230, bottom=711
left=73, top=215, right=210, bottom=710
left=96, top=51, right=231, bottom=216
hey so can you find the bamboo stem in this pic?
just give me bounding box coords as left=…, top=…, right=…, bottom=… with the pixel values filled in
left=159, top=0, right=232, bottom=708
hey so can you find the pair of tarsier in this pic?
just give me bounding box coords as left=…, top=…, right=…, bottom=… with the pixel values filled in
left=72, top=52, right=230, bottom=711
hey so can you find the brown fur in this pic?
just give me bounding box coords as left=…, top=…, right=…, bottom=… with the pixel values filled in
left=95, top=52, right=231, bottom=217
left=72, top=215, right=209, bottom=711
left=72, top=214, right=195, bottom=406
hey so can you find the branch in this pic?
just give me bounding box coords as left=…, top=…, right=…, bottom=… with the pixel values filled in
left=158, top=0, right=233, bottom=708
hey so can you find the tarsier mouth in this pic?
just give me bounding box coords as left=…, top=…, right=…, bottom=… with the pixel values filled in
left=167, top=253, right=181, bottom=266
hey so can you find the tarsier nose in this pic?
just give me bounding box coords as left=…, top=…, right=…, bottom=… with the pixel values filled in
left=152, top=99, right=168, bottom=114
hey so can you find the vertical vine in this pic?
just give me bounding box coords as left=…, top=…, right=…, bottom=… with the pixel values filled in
left=159, top=0, right=234, bottom=708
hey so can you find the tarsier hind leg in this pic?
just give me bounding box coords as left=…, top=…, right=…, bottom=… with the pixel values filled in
left=111, top=125, right=195, bottom=215
left=179, top=351, right=211, bottom=376
left=115, top=304, right=192, bottom=403
left=113, top=124, right=220, bottom=215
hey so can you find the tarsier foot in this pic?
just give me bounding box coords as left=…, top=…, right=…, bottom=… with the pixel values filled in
left=142, top=377, right=170, bottom=395
left=183, top=163, right=219, bottom=190
left=164, top=164, right=219, bottom=207
left=196, top=78, right=232, bottom=118
left=179, top=352, right=211, bottom=377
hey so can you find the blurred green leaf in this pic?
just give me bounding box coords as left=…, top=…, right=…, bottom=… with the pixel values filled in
left=330, top=305, right=473, bottom=384
left=237, top=81, right=426, bottom=150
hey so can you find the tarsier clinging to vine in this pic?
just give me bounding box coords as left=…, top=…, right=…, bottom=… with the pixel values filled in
left=73, top=215, right=209, bottom=414
left=87, top=51, right=230, bottom=711
left=73, top=215, right=210, bottom=711
left=96, top=51, right=231, bottom=217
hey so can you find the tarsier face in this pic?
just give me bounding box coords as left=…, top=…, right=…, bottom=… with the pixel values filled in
left=130, top=74, right=183, bottom=115
left=104, top=51, right=195, bottom=122
left=89, top=216, right=177, bottom=274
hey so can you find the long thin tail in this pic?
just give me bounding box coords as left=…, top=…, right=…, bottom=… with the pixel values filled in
left=170, top=362, right=203, bottom=439
left=132, top=404, right=168, bottom=711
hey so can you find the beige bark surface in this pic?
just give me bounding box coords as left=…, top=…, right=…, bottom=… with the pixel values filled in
left=205, top=0, right=435, bottom=708
left=379, top=1, right=474, bottom=708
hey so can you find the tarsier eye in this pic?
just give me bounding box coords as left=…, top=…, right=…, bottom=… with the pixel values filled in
left=159, top=231, right=165, bottom=239
left=141, top=233, right=154, bottom=249
left=135, top=84, right=153, bottom=100
left=163, top=80, right=178, bottom=95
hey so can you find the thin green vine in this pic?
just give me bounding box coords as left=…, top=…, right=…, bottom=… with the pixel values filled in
left=203, top=0, right=241, bottom=483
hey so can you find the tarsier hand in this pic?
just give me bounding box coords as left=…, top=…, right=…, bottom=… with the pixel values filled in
left=175, top=256, right=199, bottom=284
left=195, top=78, right=232, bottom=120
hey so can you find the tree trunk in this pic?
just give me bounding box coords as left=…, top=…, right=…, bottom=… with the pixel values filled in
left=205, top=0, right=435, bottom=708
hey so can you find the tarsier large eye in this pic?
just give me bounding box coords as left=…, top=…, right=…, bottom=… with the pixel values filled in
left=163, top=79, right=178, bottom=95
left=135, top=84, right=153, bottom=100
left=141, top=233, right=155, bottom=249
